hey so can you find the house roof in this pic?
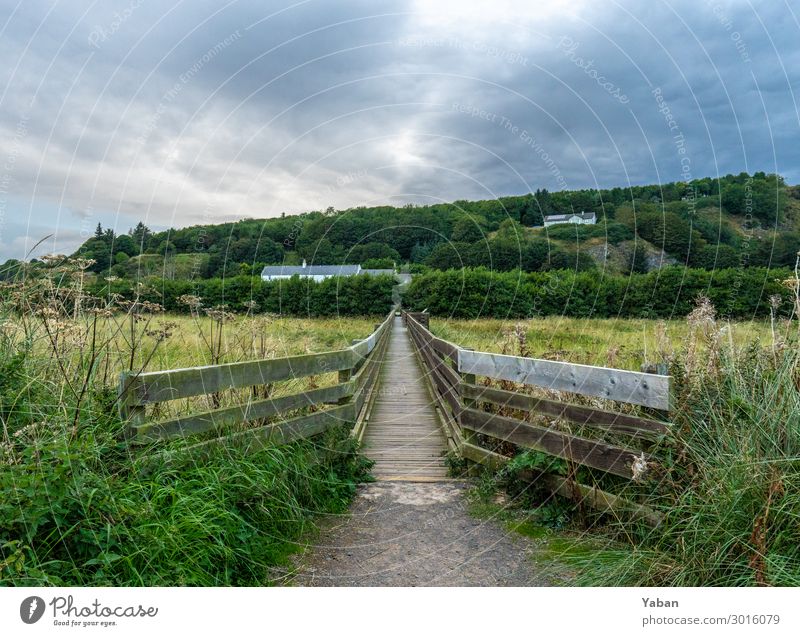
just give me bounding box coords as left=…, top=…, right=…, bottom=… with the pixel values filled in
left=261, top=264, right=361, bottom=277
left=544, top=211, right=596, bottom=221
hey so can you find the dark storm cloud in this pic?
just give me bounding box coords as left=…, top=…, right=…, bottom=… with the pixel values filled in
left=0, top=0, right=797, bottom=260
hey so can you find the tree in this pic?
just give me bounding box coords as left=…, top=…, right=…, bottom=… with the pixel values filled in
left=627, top=242, right=649, bottom=274
left=129, top=222, right=152, bottom=254
left=521, top=239, right=551, bottom=271
left=94, top=222, right=104, bottom=238
left=451, top=217, right=486, bottom=243
left=424, top=242, right=472, bottom=270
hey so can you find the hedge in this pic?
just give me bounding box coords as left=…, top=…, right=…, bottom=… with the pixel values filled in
left=402, top=266, right=793, bottom=319
left=88, top=274, right=396, bottom=317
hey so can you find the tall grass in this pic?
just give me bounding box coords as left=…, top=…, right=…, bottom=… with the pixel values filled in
left=586, top=336, right=800, bottom=586
left=0, top=262, right=374, bottom=585
left=454, top=297, right=800, bottom=586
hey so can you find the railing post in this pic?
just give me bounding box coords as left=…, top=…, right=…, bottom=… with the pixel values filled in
left=458, top=349, right=476, bottom=450
left=118, top=371, right=146, bottom=436
left=338, top=366, right=353, bottom=405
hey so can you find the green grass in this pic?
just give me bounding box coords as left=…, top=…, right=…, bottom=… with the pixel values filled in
left=430, top=316, right=773, bottom=370
left=462, top=308, right=800, bottom=586
left=0, top=304, right=377, bottom=586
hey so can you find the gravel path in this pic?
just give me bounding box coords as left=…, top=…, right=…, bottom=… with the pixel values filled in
left=292, top=481, right=551, bottom=586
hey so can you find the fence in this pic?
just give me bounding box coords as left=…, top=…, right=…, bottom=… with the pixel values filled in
left=403, top=311, right=671, bottom=526
left=117, top=308, right=395, bottom=458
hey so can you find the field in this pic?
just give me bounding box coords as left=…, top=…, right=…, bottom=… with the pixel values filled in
left=429, top=316, right=776, bottom=370
left=0, top=306, right=378, bottom=586
left=438, top=301, right=800, bottom=587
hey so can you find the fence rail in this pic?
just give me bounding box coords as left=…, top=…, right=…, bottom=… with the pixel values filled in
left=119, top=308, right=395, bottom=452
left=402, top=310, right=671, bottom=526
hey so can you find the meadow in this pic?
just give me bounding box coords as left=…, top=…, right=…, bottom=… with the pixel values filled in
left=0, top=279, right=379, bottom=585
left=429, top=316, right=776, bottom=371
left=445, top=298, right=800, bottom=586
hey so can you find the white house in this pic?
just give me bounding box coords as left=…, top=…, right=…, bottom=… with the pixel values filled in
left=260, top=261, right=399, bottom=282
left=543, top=212, right=597, bottom=227
left=261, top=260, right=362, bottom=282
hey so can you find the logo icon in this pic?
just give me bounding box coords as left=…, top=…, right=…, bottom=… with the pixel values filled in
left=20, top=596, right=45, bottom=624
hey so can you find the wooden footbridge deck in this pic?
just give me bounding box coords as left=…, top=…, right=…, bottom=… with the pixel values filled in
left=120, top=306, right=671, bottom=524
left=361, top=315, right=448, bottom=480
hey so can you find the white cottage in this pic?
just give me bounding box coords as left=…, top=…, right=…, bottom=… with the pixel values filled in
left=261, top=260, right=362, bottom=282
left=543, top=212, right=597, bottom=227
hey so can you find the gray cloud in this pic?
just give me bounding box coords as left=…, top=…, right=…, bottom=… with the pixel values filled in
left=0, top=0, right=797, bottom=260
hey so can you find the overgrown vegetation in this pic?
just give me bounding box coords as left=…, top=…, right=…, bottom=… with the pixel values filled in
left=0, top=261, right=375, bottom=585
left=460, top=292, right=800, bottom=586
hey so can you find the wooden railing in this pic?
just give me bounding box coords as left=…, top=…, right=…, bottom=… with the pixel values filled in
left=403, top=310, right=671, bottom=526
left=118, top=308, right=395, bottom=455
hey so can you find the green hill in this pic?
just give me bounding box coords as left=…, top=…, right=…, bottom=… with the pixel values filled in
left=4, top=171, right=797, bottom=282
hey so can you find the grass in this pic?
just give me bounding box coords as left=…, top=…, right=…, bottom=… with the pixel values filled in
left=430, top=316, right=774, bottom=370
left=454, top=298, right=800, bottom=586
left=0, top=267, right=379, bottom=585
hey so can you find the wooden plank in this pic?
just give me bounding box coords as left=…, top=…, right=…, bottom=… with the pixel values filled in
left=136, top=403, right=355, bottom=474
left=461, top=441, right=509, bottom=470
left=459, top=407, right=646, bottom=479
left=460, top=443, right=662, bottom=527
left=126, top=348, right=355, bottom=405
left=458, top=350, right=670, bottom=410
left=417, top=341, right=461, bottom=415
left=459, top=383, right=669, bottom=438
left=406, top=316, right=461, bottom=362
left=362, top=315, right=449, bottom=478
left=131, top=382, right=353, bottom=442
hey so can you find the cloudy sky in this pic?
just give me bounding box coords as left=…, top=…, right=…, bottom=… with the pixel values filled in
left=0, top=0, right=798, bottom=260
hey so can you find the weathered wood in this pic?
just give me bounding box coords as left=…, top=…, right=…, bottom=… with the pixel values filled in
left=461, top=442, right=509, bottom=470
left=118, top=371, right=147, bottom=431
left=460, top=443, right=662, bottom=527
left=406, top=316, right=461, bottom=362
left=459, top=383, right=669, bottom=438
left=417, top=341, right=461, bottom=415
left=458, top=350, right=670, bottom=410
left=406, top=321, right=463, bottom=452
left=136, top=403, right=355, bottom=474
left=459, top=407, right=646, bottom=479
left=351, top=311, right=393, bottom=359
left=405, top=311, right=429, bottom=329
left=362, top=315, right=449, bottom=479
left=131, top=382, right=354, bottom=442
left=126, top=349, right=355, bottom=405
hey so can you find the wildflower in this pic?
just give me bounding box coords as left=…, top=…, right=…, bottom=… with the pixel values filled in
left=631, top=452, right=649, bottom=481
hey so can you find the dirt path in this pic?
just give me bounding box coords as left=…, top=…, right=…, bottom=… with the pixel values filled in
left=292, top=481, right=551, bottom=586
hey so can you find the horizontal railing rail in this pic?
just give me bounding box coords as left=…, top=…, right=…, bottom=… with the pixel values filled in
left=119, top=307, right=396, bottom=452
left=402, top=310, right=671, bottom=526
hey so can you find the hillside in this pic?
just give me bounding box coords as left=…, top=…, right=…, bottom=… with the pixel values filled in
left=3, top=172, right=797, bottom=282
